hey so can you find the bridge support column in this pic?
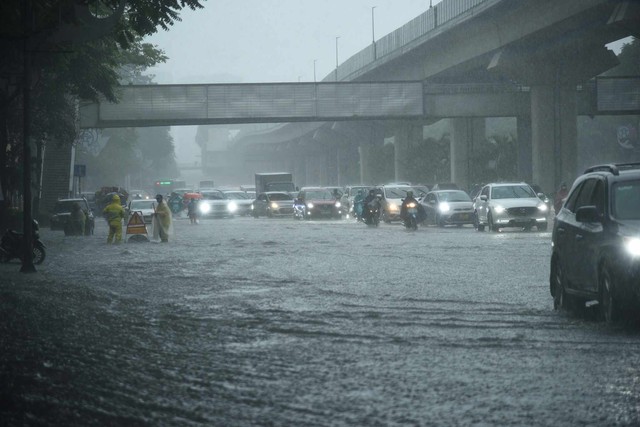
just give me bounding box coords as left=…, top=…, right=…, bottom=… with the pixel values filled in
left=393, top=121, right=423, bottom=183
left=517, top=116, right=532, bottom=183
left=531, top=85, right=577, bottom=193
left=358, top=123, right=385, bottom=184
left=451, top=118, right=484, bottom=190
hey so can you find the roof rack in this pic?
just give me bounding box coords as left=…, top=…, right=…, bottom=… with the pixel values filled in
left=583, top=164, right=619, bottom=175
left=584, top=162, right=640, bottom=176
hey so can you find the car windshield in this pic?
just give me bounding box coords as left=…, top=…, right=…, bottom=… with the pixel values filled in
left=130, top=200, right=156, bottom=210
left=224, top=192, right=250, bottom=199
left=201, top=192, right=224, bottom=200
left=306, top=190, right=334, bottom=200
left=269, top=193, right=293, bottom=201
left=54, top=201, right=83, bottom=213
left=613, top=180, right=640, bottom=220
left=438, top=191, right=471, bottom=202
left=385, top=187, right=414, bottom=198
left=491, top=185, right=535, bottom=199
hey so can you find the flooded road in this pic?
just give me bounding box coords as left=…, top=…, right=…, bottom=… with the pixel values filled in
left=2, top=217, right=640, bottom=426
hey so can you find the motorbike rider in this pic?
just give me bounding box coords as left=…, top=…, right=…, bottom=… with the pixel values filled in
left=103, top=194, right=125, bottom=244
left=400, top=191, right=427, bottom=224
left=362, top=189, right=381, bottom=222
left=352, top=189, right=365, bottom=219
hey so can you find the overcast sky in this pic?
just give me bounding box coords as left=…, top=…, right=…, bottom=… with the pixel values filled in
left=145, top=0, right=440, bottom=84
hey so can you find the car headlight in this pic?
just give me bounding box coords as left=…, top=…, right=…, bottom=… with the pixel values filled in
left=270, top=202, right=279, bottom=209
left=335, top=201, right=341, bottom=208
left=227, top=201, right=238, bottom=212
left=624, top=237, right=640, bottom=257
left=438, top=202, right=450, bottom=213
left=538, top=204, right=548, bottom=212
left=493, top=205, right=506, bottom=214
left=199, top=203, right=211, bottom=214
left=388, top=203, right=399, bottom=212
left=307, top=202, right=314, bottom=209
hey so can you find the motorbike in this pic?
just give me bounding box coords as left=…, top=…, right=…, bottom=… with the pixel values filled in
left=352, top=199, right=364, bottom=221
left=402, top=201, right=419, bottom=230
left=0, top=220, right=46, bottom=265
left=363, top=199, right=381, bottom=226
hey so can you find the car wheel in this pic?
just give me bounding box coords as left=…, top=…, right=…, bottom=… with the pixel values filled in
left=552, top=257, right=569, bottom=310
left=32, top=245, right=46, bottom=265
left=600, top=263, right=619, bottom=323
left=537, top=223, right=548, bottom=232
left=488, top=212, right=499, bottom=232
left=382, top=210, right=391, bottom=223
left=436, top=214, right=445, bottom=227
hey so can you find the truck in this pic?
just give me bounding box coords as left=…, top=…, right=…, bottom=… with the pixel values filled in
left=254, top=172, right=296, bottom=195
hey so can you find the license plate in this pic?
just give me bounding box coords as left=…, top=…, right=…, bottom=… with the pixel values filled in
left=408, top=208, right=417, bottom=214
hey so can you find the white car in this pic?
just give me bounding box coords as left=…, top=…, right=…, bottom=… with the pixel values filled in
left=473, top=182, right=548, bottom=232
left=222, top=190, right=253, bottom=216
left=126, top=199, right=157, bottom=224
left=198, top=190, right=236, bottom=218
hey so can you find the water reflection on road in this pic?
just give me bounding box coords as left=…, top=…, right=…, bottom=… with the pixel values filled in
left=1, top=217, right=639, bottom=426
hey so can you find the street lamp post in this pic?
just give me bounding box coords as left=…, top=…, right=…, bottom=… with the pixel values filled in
left=335, top=36, right=340, bottom=81
left=371, top=6, right=377, bottom=59
left=313, top=59, right=317, bottom=83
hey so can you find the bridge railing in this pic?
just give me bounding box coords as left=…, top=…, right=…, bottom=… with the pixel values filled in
left=335, top=0, right=498, bottom=81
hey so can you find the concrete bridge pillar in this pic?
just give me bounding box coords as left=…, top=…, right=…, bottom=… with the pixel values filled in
left=358, top=123, right=385, bottom=185
left=530, top=84, right=577, bottom=193
left=517, top=116, right=532, bottom=183
left=451, top=118, right=485, bottom=191
left=393, top=121, right=423, bottom=183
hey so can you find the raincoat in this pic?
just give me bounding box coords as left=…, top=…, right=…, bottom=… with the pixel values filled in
left=103, top=195, right=125, bottom=243
left=152, top=200, right=173, bottom=242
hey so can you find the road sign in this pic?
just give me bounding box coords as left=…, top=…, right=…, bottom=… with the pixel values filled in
left=74, top=164, right=86, bottom=177
left=126, top=211, right=148, bottom=236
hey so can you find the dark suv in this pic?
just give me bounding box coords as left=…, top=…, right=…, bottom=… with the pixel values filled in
left=550, top=163, right=640, bottom=322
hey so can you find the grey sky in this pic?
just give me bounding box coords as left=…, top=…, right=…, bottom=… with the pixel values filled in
left=146, top=0, right=440, bottom=84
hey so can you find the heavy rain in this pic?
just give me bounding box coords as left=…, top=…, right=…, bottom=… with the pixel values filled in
left=1, top=0, right=640, bottom=426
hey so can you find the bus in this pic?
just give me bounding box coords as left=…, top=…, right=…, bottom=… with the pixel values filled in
left=153, top=179, right=187, bottom=195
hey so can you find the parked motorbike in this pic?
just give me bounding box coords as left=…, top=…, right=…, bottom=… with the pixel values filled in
left=0, top=220, right=46, bottom=265
left=403, top=201, right=419, bottom=230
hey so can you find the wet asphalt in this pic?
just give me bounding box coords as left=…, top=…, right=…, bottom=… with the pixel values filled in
left=1, top=215, right=640, bottom=426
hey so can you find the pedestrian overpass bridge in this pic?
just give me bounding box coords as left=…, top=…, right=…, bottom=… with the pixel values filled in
left=79, top=77, right=639, bottom=129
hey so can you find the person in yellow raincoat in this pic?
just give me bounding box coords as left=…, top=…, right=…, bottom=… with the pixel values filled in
left=152, top=194, right=173, bottom=243
left=103, top=194, right=125, bottom=244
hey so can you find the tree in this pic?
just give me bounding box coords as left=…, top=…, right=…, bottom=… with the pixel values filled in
left=0, top=0, right=203, bottom=207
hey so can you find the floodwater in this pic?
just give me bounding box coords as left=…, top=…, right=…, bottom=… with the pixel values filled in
left=1, top=216, right=640, bottom=426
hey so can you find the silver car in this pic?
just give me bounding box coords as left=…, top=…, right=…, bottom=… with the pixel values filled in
left=473, top=183, right=549, bottom=232
left=421, top=190, right=474, bottom=227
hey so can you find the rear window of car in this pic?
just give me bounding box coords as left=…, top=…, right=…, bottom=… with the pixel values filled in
left=55, top=200, right=85, bottom=213
left=612, top=180, right=640, bottom=220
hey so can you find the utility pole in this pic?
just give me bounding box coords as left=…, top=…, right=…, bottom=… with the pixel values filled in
left=372, top=6, right=377, bottom=59
left=335, top=36, right=340, bottom=81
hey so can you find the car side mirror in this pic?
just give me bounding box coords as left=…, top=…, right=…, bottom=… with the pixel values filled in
left=480, top=195, right=488, bottom=201
left=575, top=205, right=601, bottom=223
